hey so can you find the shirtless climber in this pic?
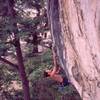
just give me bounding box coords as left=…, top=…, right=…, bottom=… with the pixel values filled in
left=44, top=65, right=70, bottom=86
left=44, top=45, right=70, bottom=86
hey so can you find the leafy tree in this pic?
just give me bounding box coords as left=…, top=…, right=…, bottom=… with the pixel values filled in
left=0, top=0, right=30, bottom=99
left=0, top=0, right=49, bottom=99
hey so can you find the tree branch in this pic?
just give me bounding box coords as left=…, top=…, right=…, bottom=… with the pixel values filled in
left=0, top=57, right=19, bottom=70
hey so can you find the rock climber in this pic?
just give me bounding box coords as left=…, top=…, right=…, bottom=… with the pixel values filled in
left=44, top=64, right=70, bottom=87
left=44, top=45, right=70, bottom=86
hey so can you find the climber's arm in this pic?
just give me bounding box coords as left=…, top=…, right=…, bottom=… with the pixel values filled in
left=52, top=46, right=57, bottom=67
left=55, top=66, right=61, bottom=74
left=50, top=66, right=57, bottom=76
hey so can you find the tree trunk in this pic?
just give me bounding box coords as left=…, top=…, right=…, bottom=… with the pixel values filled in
left=31, top=5, right=40, bottom=54
left=32, top=33, right=38, bottom=53
left=6, top=0, right=30, bottom=99
left=47, top=0, right=100, bottom=100
left=15, top=40, right=30, bottom=100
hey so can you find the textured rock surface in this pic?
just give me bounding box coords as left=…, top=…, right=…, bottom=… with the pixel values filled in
left=47, top=0, right=100, bottom=100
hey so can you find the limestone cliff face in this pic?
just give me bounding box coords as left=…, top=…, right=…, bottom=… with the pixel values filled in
left=47, top=0, right=100, bottom=100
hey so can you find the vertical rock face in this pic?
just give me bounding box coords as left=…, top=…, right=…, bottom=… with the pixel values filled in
left=47, top=0, right=100, bottom=100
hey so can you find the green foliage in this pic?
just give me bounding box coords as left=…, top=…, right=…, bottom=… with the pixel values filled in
left=0, top=64, right=19, bottom=89
left=25, top=50, right=52, bottom=81
left=41, top=49, right=52, bottom=65
left=0, top=1, right=49, bottom=100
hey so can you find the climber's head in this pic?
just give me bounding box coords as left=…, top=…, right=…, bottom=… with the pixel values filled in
left=43, top=71, right=50, bottom=77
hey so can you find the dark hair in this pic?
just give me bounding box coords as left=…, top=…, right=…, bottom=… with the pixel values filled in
left=44, top=71, right=50, bottom=77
